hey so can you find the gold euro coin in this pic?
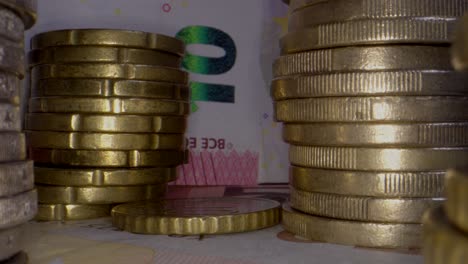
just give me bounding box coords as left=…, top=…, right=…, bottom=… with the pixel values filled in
left=0, top=103, right=20, bottom=131
left=273, top=46, right=451, bottom=77
left=30, top=148, right=186, bottom=167
left=0, top=133, right=25, bottom=162
left=290, top=146, right=468, bottom=171
left=0, top=189, right=37, bottom=229
left=0, top=6, right=24, bottom=42
left=111, top=197, right=281, bottom=235
left=283, top=123, right=468, bottom=147
left=0, top=41, right=24, bottom=77
left=275, top=97, right=468, bottom=123
left=290, top=187, right=443, bottom=223
left=290, top=166, right=444, bottom=198
left=452, top=14, right=468, bottom=71
left=28, top=97, right=189, bottom=116
left=25, top=113, right=186, bottom=133
left=444, top=170, right=468, bottom=234
left=36, top=204, right=112, bottom=221
left=34, top=167, right=177, bottom=186
left=282, top=203, right=422, bottom=249
left=0, top=225, right=24, bottom=261
left=31, top=29, right=184, bottom=56
left=0, top=0, right=36, bottom=29
left=31, top=78, right=189, bottom=101
left=37, top=184, right=166, bottom=204
left=0, top=161, right=33, bottom=197
left=26, top=131, right=184, bottom=150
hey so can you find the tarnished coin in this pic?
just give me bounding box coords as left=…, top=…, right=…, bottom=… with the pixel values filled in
left=273, top=46, right=451, bottom=77
left=34, top=167, right=177, bottom=186
left=0, top=41, right=24, bottom=77
left=290, top=187, right=443, bottom=223
left=30, top=148, right=186, bottom=167
left=28, top=97, right=189, bottom=116
left=275, top=97, right=468, bottom=123
left=0, top=225, right=24, bottom=261
left=0, top=72, right=20, bottom=105
left=282, top=203, right=422, bottom=249
left=26, top=131, right=185, bottom=150
left=0, top=189, right=37, bottom=229
left=25, top=113, right=187, bottom=133
left=272, top=71, right=468, bottom=100
left=111, top=198, right=281, bottom=235
left=0, top=6, right=24, bottom=42
left=37, top=184, right=166, bottom=204
left=444, top=170, right=468, bottom=234
left=31, top=29, right=184, bottom=56
left=452, top=14, right=468, bottom=71
left=36, top=204, right=112, bottom=221
left=283, top=123, right=468, bottom=147
left=0, top=0, right=36, bottom=29
left=0, top=133, right=25, bottom=162
left=32, top=78, right=189, bottom=101
left=290, top=166, right=444, bottom=198
left=290, top=146, right=468, bottom=171
left=0, top=103, right=20, bottom=131
left=2, top=251, right=28, bottom=264
left=0, top=161, right=34, bottom=197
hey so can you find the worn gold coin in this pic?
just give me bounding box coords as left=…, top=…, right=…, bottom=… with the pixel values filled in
left=37, top=184, right=166, bottom=204
left=30, top=148, right=186, bottom=167
left=452, top=14, right=468, bottom=71
left=0, top=103, right=20, bottom=131
left=0, top=0, right=36, bottom=29
left=0, top=161, right=34, bottom=197
left=282, top=203, right=421, bottom=249
left=111, top=197, right=281, bottom=235
left=290, top=146, right=468, bottom=171
left=36, top=204, right=112, bottom=221
left=444, top=170, right=468, bottom=234
left=290, top=166, right=444, bottom=198
left=290, top=188, right=442, bottom=223
left=25, top=113, right=186, bottom=133
left=0, top=225, right=24, bottom=261
left=26, top=131, right=184, bottom=150
left=31, top=29, right=184, bottom=56
left=273, top=46, right=451, bottom=77
left=28, top=97, right=189, bottom=115
left=0, top=133, right=25, bottom=162
left=0, top=189, right=37, bottom=229
left=0, top=6, right=24, bottom=42
left=275, top=97, right=468, bottom=123
left=35, top=167, right=177, bottom=186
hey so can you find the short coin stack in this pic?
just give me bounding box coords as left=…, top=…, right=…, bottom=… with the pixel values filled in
left=26, top=29, right=189, bottom=221
left=0, top=0, right=37, bottom=262
left=275, top=0, right=468, bottom=249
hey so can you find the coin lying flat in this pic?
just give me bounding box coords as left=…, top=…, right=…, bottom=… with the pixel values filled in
left=275, top=97, right=468, bottom=123
left=273, top=46, right=451, bottom=77
left=0, top=6, right=24, bottom=42
left=290, top=166, right=444, bottom=198
left=34, top=167, right=177, bottom=186
left=0, top=133, right=25, bottom=162
left=282, top=18, right=456, bottom=53
left=2, top=251, right=28, bottom=264
left=30, top=148, right=186, bottom=167
left=0, top=161, right=34, bottom=197
left=0, top=225, right=24, bottom=261
left=271, top=71, right=468, bottom=100
left=0, top=41, right=24, bottom=77
left=282, top=204, right=421, bottom=249
left=0, top=103, right=20, bottom=131
left=444, top=170, right=468, bottom=234
left=32, top=78, right=189, bottom=101
left=290, top=188, right=443, bottom=223
left=31, top=29, right=184, bottom=56
left=111, top=197, right=281, bottom=235
left=37, top=184, right=167, bottom=204
left=28, top=97, right=189, bottom=115
left=283, top=123, right=468, bottom=147
left=0, top=189, right=37, bottom=229
left=452, top=14, right=468, bottom=71
left=25, top=113, right=187, bottom=133
left=0, top=0, right=36, bottom=29
left=290, top=146, right=468, bottom=171
left=36, top=204, right=112, bottom=221
left=26, top=131, right=185, bottom=150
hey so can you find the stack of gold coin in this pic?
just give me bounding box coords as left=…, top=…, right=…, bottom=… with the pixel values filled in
left=26, top=29, right=189, bottom=221
left=0, top=0, right=37, bottom=262
left=276, top=0, right=468, bottom=249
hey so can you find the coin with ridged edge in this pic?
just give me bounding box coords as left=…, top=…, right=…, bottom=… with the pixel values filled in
left=444, top=170, right=468, bottom=234
left=0, top=225, right=24, bottom=261
left=290, top=166, right=444, bottom=198
left=36, top=204, right=112, bottom=221
left=452, top=14, right=468, bottom=71
left=111, top=197, right=281, bottom=235
left=0, top=0, right=36, bottom=29
left=0, top=161, right=34, bottom=197
left=0, top=103, right=20, bottom=131
left=282, top=203, right=422, bottom=249
left=0, top=189, right=37, bottom=229
left=0, top=133, right=25, bottom=162
left=0, top=6, right=24, bottom=42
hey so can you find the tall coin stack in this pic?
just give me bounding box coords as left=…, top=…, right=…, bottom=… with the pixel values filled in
left=26, top=29, right=189, bottom=221
left=275, top=0, right=468, bottom=249
left=0, top=0, right=38, bottom=262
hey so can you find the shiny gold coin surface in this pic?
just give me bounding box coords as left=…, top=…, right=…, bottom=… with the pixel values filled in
left=0, top=103, right=20, bottom=131
left=452, top=14, right=468, bottom=71
left=25, top=113, right=186, bottom=133
left=0, top=42, right=24, bottom=77
left=32, top=78, right=189, bottom=101
left=27, top=131, right=184, bottom=150
left=0, top=133, right=25, bottom=162
left=0, top=225, right=24, bottom=261
left=290, top=146, right=468, bottom=171
left=275, top=97, right=468, bottom=123
left=272, top=71, right=468, bottom=99
left=34, top=167, right=177, bottom=186
left=282, top=203, right=422, bottom=249
left=0, top=189, right=37, bottom=229
left=273, top=46, right=451, bottom=77
left=0, top=161, right=34, bottom=197
left=36, top=204, right=111, bottom=221
left=0, top=0, right=36, bottom=29
left=283, top=123, right=468, bottom=147
left=28, top=97, right=189, bottom=116
left=30, top=148, right=185, bottom=167
left=290, top=166, right=444, bottom=198
left=111, top=197, right=281, bottom=235
left=0, top=6, right=24, bottom=42
left=290, top=188, right=443, bottom=223
left=37, top=184, right=166, bottom=204
left=31, top=29, right=184, bottom=56
left=444, top=170, right=468, bottom=234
